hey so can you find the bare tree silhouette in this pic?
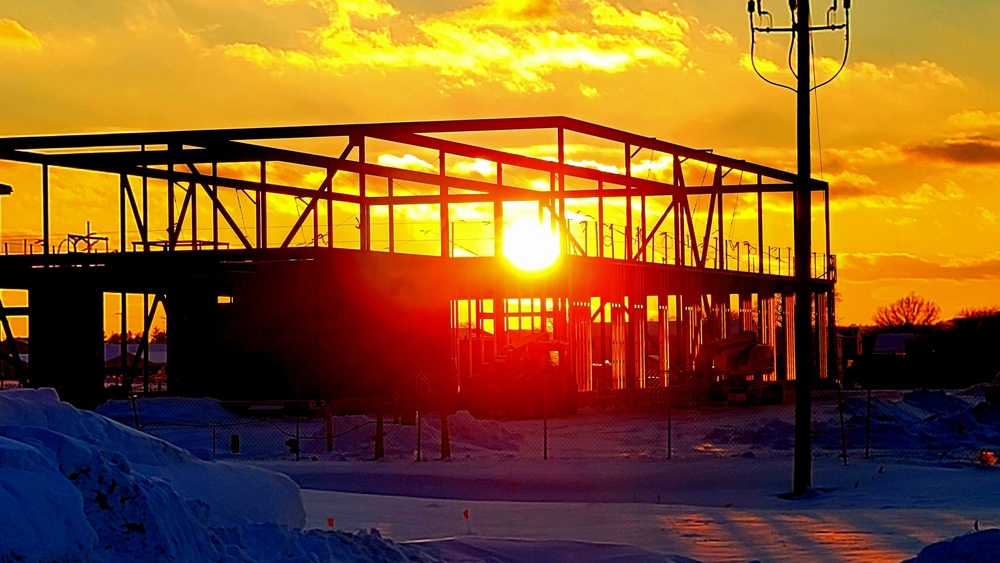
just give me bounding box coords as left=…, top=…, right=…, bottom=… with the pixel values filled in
left=872, top=292, right=940, bottom=331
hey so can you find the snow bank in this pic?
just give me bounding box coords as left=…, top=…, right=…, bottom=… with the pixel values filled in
left=2, top=388, right=302, bottom=528
left=903, top=529, right=1000, bottom=563
left=690, top=388, right=1000, bottom=462
left=0, top=389, right=444, bottom=563
left=97, top=396, right=246, bottom=426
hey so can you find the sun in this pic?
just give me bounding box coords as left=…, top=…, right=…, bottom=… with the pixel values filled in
left=502, top=218, right=561, bottom=272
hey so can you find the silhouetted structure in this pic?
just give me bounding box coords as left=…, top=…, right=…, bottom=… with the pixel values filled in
left=0, top=117, right=836, bottom=407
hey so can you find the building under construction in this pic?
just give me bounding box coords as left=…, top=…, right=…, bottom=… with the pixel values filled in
left=0, top=117, right=837, bottom=408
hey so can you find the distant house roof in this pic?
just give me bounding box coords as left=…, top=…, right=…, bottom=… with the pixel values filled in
left=104, top=344, right=167, bottom=366
left=873, top=333, right=912, bottom=354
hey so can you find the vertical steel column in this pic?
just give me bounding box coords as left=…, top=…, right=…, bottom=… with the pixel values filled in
left=816, top=293, right=829, bottom=380
left=624, top=144, right=633, bottom=261
left=143, top=146, right=149, bottom=252
left=793, top=0, right=815, bottom=496
left=783, top=293, right=796, bottom=381
left=717, top=173, right=724, bottom=268
left=494, top=162, right=504, bottom=257
left=327, top=164, right=334, bottom=249
left=387, top=178, right=395, bottom=253
left=143, top=294, right=149, bottom=392
left=828, top=290, right=839, bottom=381
left=119, top=173, right=127, bottom=252
left=658, top=298, right=670, bottom=386
left=740, top=293, right=754, bottom=333
left=610, top=302, right=626, bottom=390
left=440, top=150, right=449, bottom=257
left=757, top=173, right=764, bottom=274
left=676, top=294, right=688, bottom=371
left=570, top=300, right=591, bottom=392
left=211, top=162, right=218, bottom=250
left=42, top=164, right=49, bottom=255
left=119, top=174, right=128, bottom=385
left=259, top=161, right=267, bottom=249
left=191, top=172, right=198, bottom=247
left=557, top=128, right=566, bottom=255
left=358, top=138, right=369, bottom=252
left=168, top=155, right=175, bottom=249
left=631, top=297, right=646, bottom=389
left=597, top=180, right=604, bottom=259
left=723, top=294, right=732, bottom=338
left=120, top=293, right=127, bottom=385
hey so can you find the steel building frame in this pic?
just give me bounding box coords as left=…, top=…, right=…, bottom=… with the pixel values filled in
left=0, top=117, right=836, bottom=404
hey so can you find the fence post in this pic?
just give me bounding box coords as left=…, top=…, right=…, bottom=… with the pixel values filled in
left=440, top=407, right=450, bottom=460
left=543, top=371, right=548, bottom=461
left=838, top=383, right=848, bottom=466
left=416, top=409, right=422, bottom=462
left=211, top=425, right=217, bottom=460
left=325, top=406, right=333, bottom=454
left=667, top=392, right=673, bottom=460
left=295, top=416, right=301, bottom=462
left=864, top=387, right=872, bottom=460
left=129, top=394, right=141, bottom=430
left=374, top=405, right=385, bottom=460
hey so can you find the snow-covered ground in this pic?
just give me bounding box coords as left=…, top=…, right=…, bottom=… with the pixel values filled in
left=4, top=387, right=1000, bottom=562
left=94, top=387, right=1000, bottom=465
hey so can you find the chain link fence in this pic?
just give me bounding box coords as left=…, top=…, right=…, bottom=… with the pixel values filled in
left=91, top=384, right=1000, bottom=467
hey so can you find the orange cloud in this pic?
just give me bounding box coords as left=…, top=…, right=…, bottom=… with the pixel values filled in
left=488, top=0, right=564, bottom=23
left=219, top=0, right=694, bottom=92
left=947, top=110, right=1000, bottom=132
left=839, top=253, right=1000, bottom=282
left=0, top=18, right=42, bottom=51
left=904, top=135, right=1000, bottom=165
left=826, top=145, right=907, bottom=168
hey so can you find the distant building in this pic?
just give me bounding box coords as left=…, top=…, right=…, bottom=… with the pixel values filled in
left=873, top=333, right=912, bottom=356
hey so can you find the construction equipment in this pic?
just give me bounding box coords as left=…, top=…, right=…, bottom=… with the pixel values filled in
left=693, top=331, right=782, bottom=405
left=461, top=332, right=578, bottom=419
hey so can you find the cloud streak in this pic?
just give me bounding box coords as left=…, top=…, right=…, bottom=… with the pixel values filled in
left=904, top=135, right=1000, bottom=165
left=0, top=18, right=42, bottom=51
left=219, top=0, right=694, bottom=92
left=839, top=252, right=1000, bottom=283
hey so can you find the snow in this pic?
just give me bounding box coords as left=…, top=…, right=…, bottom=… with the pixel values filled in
left=0, top=388, right=439, bottom=563
left=905, top=530, right=1000, bottom=563
left=5, top=387, right=1000, bottom=562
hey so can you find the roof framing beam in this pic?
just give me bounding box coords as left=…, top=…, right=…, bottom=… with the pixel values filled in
left=0, top=116, right=822, bottom=190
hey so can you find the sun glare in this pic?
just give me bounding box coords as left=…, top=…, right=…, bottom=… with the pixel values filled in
left=502, top=218, right=561, bottom=272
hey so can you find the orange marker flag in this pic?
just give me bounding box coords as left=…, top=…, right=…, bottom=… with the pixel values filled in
left=463, top=509, right=470, bottom=520
left=327, top=518, right=335, bottom=528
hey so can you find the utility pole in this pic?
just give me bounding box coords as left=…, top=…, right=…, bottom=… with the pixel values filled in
left=792, top=0, right=814, bottom=498
left=748, top=0, right=852, bottom=496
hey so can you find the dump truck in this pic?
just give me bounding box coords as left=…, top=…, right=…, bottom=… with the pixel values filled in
left=460, top=332, right=578, bottom=419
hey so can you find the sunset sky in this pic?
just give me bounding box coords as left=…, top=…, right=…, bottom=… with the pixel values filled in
left=1, top=0, right=999, bottom=327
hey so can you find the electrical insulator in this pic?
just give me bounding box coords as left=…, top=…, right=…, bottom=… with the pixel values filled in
left=748, top=0, right=755, bottom=14
left=844, top=0, right=851, bottom=8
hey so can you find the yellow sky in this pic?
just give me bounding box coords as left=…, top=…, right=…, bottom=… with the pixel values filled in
left=1, top=0, right=999, bottom=327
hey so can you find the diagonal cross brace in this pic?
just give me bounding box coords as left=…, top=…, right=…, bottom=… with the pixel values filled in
left=185, top=164, right=254, bottom=249
left=280, top=143, right=355, bottom=249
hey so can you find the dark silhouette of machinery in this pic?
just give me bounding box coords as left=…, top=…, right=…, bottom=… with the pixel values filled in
left=461, top=332, right=578, bottom=419
left=692, top=331, right=782, bottom=405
